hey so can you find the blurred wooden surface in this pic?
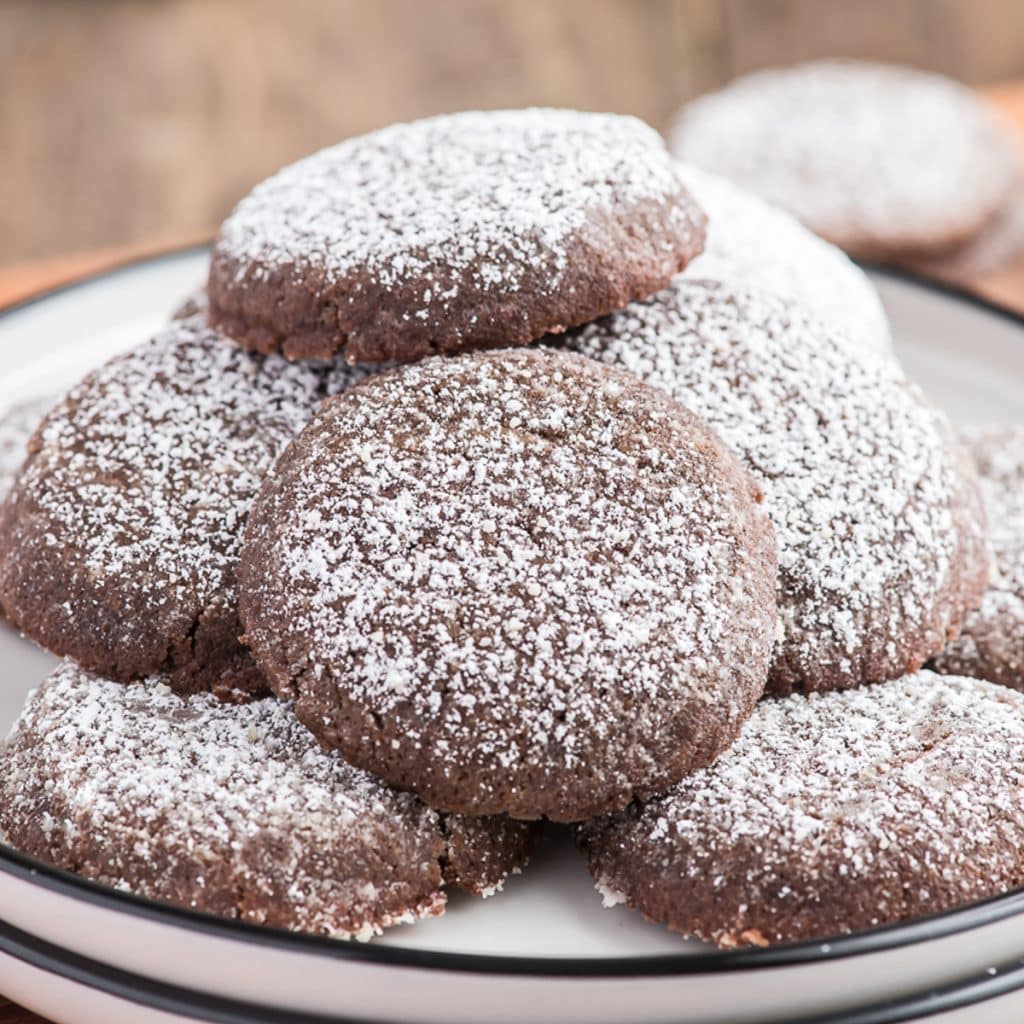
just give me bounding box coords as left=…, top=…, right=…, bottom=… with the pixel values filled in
left=4, top=80, right=1024, bottom=316
left=5, top=0, right=1024, bottom=263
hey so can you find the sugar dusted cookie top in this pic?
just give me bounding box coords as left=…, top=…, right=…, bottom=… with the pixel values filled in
left=239, top=346, right=778, bottom=822
left=210, top=108, right=706, bottom=363
left=671, top=61, right=1017, bottom=258
left=0, top=663, right=534, bottom=938
left=0, top=315, right=369, bottom=699
left=579, top=670, right=1024, bottom=948
left=677, top=165, right=891, bottom=357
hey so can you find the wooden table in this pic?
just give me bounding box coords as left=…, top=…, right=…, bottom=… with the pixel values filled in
left=2, top=83, right=1024, bottom=1024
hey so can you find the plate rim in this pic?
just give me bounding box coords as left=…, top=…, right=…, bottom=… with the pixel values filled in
left=2, top=247, right=1024, bottom=979
left=5, top=916, right=1024, bottom=1024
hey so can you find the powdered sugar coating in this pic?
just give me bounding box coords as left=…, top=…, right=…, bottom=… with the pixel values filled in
left=553, top=279, right=988, bottom=693
left=579, top=670, right=1024, bottom=948
left=933, top=427, right=1024, bottom=688
left=677, top=165, right=892, bottom=356
left=0, top=397, right=51, bottom=509
left=670, top=61, right=1018, bottom=257
left=210, top=108, right=706, bottom=362
left=0, top=316, right=369, bottom=695
left=239, top=347, right=778, bottom=821
left=0, top=663, right=533, bottom=937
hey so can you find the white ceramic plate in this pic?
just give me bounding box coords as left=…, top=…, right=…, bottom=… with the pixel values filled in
left=1, top=249, right=1023, bottom=1024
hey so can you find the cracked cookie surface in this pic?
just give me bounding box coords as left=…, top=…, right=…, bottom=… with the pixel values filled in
left=0, top=315, right=369, bottom=699
left=0, top=662, right=535, bottom=938
left=578, top=670, right=1024, bottom=948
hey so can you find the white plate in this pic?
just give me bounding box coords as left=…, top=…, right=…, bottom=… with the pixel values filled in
left=0, top=250, right=1023, bottom=1023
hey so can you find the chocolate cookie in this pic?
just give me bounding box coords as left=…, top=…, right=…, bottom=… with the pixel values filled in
left=677, top=165, right=892, bottom=357
left=0, top=397, right=51, bottom=516
left=0, top=663, right=535, bottom=939
left=239, top=347, right=778, bottom=822
left=0, top=397, right=51, bottom=621
left=578, top=670, right=1024, bottom=948
left=0, top=315, right=369, bottom=700
left=551, top=279, right=988, bottom=694
left=209, top=109, right=707, bottom=364
left=933, top=427, right=1024, bottom=689
left=670, top=61, right=1018, bottom=259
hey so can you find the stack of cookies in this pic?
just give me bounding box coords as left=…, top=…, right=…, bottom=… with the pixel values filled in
left=1, top=107, right=1023, bottom=950
left=670, top=59, right=1024, bottom=287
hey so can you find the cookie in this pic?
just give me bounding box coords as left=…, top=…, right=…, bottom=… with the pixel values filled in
left=677, top=165, right=892, bottom=357
left=551, top=279, right=988, bottom=694
left=904, top=191, right=1024, bottom=285
left=933, top=427, right=1024, bottom=689
left=0, top=663, right=535, bottom=939
left=0, top=397, right=51, bottom=517
left=0, top=397, right=52, bottom=621
left=238, top=347, right=778, bottom=822
left=0, top=315, right=369, bottom=700
left=578, top=670, right=1024, bottom=948
left=209, top=108, right=707, bottom=364
left=670, top=61, right=1018, bottom=259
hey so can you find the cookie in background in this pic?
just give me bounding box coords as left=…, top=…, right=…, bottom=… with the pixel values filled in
left=670, top=60, right=1022, bottom=275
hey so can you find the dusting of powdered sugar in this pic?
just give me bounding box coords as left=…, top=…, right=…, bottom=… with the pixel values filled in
left=0, top=663, right=529, bottom=937
left=933, top=427, right=1024, bottom=688
left=216, top=108, right=696, bottom=310
left=240, top=347, right=778, bottom=820
left=677, top=165, right=892, bottom=356
left=670, top=61, right=1018, bottom=254
left=579, top=671, right=1024, bottom=947
left=553, top=279, right=987, bottom=692
left=0, top=397, right=52, bottom=504
left=0, top=316, right=369, bottom=663
left=0, top=662, right=444, bottom=937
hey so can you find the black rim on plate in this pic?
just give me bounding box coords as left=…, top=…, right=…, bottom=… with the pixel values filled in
left=1, top=247, right=1024, bottom=980
left=3, top=916, right=1024, bottom=1024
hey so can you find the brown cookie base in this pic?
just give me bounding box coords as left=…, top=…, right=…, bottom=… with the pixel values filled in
left=209, top=201, right=705, bottom=365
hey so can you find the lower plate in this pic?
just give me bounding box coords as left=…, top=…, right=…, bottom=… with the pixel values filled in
left=0, top=250, right=1023, bottom=1022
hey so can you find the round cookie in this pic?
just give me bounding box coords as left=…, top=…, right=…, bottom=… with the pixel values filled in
left=677, top=165, right=892, bottom=358
left=238, top=347, right=778, bottom=822
left=670, top=61, right=1018, bottom=258
left=551, top=279, right=988, bottom=694
left=0, top=663, right=535, bottom=939
left=578, top=670, right=1024, bottom=948
left=0, top=315, right=369, bottom=700
left=209, top=108, right=707, bottom=364
left=933, top=427, right=1024, bottom=689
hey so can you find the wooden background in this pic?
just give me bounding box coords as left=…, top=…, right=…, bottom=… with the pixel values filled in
left=5, top=0, right=1024, bottom=264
